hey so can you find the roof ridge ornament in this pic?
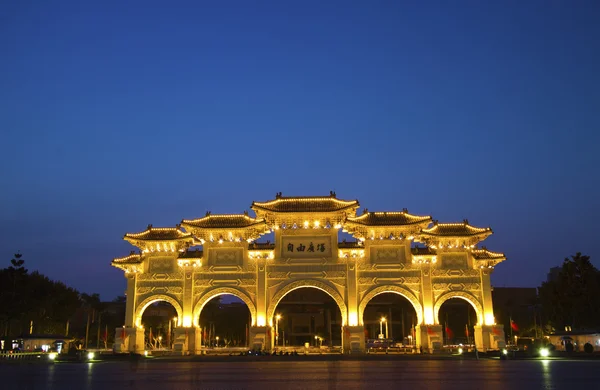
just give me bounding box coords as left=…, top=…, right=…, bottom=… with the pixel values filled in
left=147, top=224, right=153, bottom=230
left=403, top=208, right=408, bottom=213
left=463, top=219, right=469, bottom=224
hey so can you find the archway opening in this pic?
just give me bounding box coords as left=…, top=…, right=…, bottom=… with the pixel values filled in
left=273, top=288, right=343, bottom=348
left=139, top=301, right=178, bottom=350
left=438, top=298, right=477, bottom=346
left=198, top=295, right=251, bottom=348
left=362, top=293, right=418, bottom=347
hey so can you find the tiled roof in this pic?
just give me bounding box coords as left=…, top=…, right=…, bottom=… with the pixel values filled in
left=112, top=252, right=143, bottom=264
left=178, top=249, right=204, bottom=259
left=346, top=210, right=431, bottom=226
left=251, top=192, right=359, bottom=213
left=471, top=248, right=505, bottom=260
left=248, top=242, right=276, bottom=250
left=181, top=213, right=267, bottom=229
left=124, top=225, right=192, bottom=241
left=421, top=220, right=491, bottom=237
left=411, top=247, right=436, bottom=256
left=338, top=240, right=362, bottom=249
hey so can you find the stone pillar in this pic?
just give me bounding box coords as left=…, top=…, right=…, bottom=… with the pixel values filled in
left=342, top=326, right=365, bottom=354
left=124, top=274, right=137, bottom=327
left=420, top=265, right=435, bottom=326
left=346, top=258, right=359, bottom=328
left=181, top=268, right=194, bottom=327
left=173, top=327, right=191, bottom=355
left=249, top=326, right=271, bottom=351
left=416, top=324, right=443, bottom=353
left=190, top=326, right=202, bottom=354
left=113, top=327, right=144, bottom=354
left=474, top=325, right=506, bottom=351
left=480, top=269, right=495, bottom=326
left=256, top=259, right=267, bottom=328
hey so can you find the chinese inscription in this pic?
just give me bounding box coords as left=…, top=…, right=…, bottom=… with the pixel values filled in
left=287, top=242, right=326, bottom=253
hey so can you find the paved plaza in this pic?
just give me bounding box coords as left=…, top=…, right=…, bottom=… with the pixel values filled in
left=2, top=358, right=600, bottom=389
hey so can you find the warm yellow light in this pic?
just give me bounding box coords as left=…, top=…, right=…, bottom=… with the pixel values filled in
left=380, top=317, right=386, bottom=323
left=314, top=221, right=320, bottom=227
left=484, top=313, right=495, bottom=326
left=257, top=315, right=266, bottom=327
left=183, top=316, right=192, bottom=327
left=303, top=221, right=309, bottom=228
left=424, top=311, right=434, bottom=325
left=348, top=311, right=358, bottom=326
left=276, top=314, right=281, bottom=320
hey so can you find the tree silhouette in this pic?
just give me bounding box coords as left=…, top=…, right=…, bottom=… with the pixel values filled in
left=539, top=253, right=600, bottom=330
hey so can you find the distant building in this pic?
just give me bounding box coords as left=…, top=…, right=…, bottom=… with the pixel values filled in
left=547, top=330, right=600, bottom=352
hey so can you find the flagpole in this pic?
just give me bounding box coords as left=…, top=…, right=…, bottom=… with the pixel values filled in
left=509, top=316, right=514, bottom=344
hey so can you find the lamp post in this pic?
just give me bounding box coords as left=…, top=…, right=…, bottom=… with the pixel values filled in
left=380, top=317, right=387, bottom=339
left=275, top=314, right=282, bottom=347
left=216, top=336, right=219, bottom=348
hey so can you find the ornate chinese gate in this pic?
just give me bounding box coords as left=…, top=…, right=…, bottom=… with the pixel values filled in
left=112, top=193, right=506, bottom=354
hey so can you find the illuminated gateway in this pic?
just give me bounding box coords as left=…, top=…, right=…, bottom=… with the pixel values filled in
left=112, top=192, right=506, bottom=354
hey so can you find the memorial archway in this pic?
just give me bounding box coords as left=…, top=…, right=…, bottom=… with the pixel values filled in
left=196, top=293, right=252, bottom=348
left=135, top=295, right=182, bottom=349
left=267, top=280, right=347, bottom=347
left=193, top=287, right=257, bottom=327
left=437, top=297, right=478, bottom=345
left=359, top=286, right=422, bottom=345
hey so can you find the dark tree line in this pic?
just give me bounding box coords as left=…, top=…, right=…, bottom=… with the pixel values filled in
left=539, top=253, right=600, bottom=331
left=0, top=253, right=125, bottom=348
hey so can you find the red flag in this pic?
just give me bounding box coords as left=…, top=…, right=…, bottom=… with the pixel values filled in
left=492, top=327, right=501, bottom=336
left=511, top=320, right=519, bottom=332
left=149, top=327, right=153, bottom=342
left=121, top=327, right=126, bottom=341
left=427, top=326, right=435, bottom=336
left=465, top=324, right=470, bottom=338
left=364, top=328, right=369, bottom=338
left=445, top=325, right=453, bottom=339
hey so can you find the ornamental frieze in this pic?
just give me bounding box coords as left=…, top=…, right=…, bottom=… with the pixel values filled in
left=431, top=269, right=480, bottom=277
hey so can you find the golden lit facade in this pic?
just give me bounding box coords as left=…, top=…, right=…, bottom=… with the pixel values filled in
left=111, top=193, right=506, bottom=354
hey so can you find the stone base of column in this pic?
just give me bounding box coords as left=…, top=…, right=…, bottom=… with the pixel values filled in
left=249, top=326, right=272, bottom=352
left=173, top=327, right=193, bottom=355
left=192, top=327, right=203, bottom=355
left=416, top=325, right=443, bottom=353
left=474, top=325, right=506, bottom=351
left=113, top=327, right=144, bottom=354
left=342, top=326, right=365, bottom=354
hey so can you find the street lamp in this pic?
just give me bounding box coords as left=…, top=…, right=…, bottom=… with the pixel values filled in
left=380, top=317, right=387, bottom=339
left=275, top=314, right=282, bottom=347
left=216, top=336, right=219, bottom=348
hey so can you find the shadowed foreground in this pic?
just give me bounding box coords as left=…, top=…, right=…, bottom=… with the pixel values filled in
left=2, top=359, right=599, bottom=390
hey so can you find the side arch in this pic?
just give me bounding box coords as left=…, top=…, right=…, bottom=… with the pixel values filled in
left=135, top=294, right=183, bottom=327
left=193, top=287, right=257, bottom=326
left=359, top=285, right=423, bottom=326
left=267, top=279, right=348, bottom=326
left=434, top=290, right=484, bottom=325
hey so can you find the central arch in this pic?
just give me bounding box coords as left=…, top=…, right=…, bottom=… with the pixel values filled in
left=193, top=287, right=257, bottom=326
left=267, top=279, right=348, bottom=327
left=359, top=285, right=423, bottom=326
left=135, top=294, right=183, bottom=328
left=434, top=291, right=483, bottom=326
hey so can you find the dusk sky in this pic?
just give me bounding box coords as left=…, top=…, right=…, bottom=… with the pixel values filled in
left=1, top=1, right=599, bottom=300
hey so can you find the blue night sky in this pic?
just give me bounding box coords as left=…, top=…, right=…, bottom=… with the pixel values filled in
left=1, top=1, right=599, bottom=300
